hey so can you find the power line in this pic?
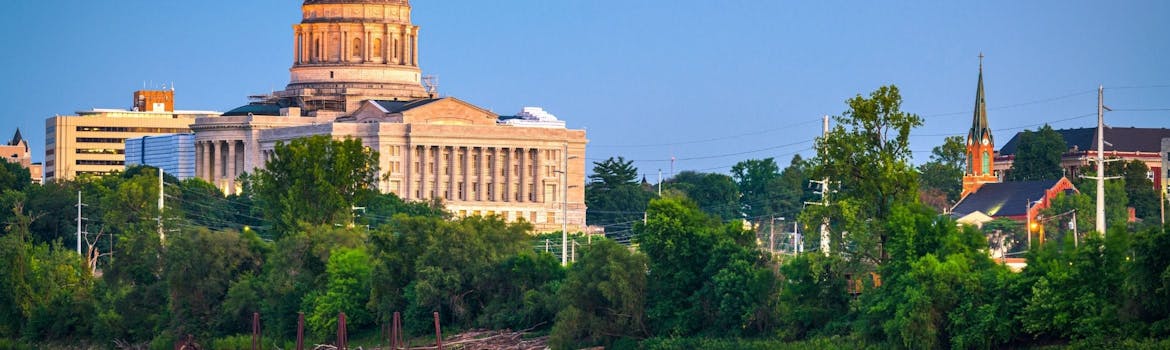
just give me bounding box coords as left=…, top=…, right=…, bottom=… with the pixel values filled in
left=589, top=117, right=822, bottom=148
left=588, top=139, right=813, bottom=163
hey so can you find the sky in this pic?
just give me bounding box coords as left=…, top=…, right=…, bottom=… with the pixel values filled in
left=2, top=1, right=1168, bottom=178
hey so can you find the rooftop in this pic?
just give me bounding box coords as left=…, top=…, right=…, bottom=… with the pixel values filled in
left=999, top=127, right=1170, bottom=156
left=951, top=178, right=1070, bottom=217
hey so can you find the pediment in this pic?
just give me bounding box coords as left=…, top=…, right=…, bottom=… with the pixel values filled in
left=401, top=98, right=497, bottom=126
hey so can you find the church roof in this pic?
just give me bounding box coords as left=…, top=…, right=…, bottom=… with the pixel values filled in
left=951, top=179, right=1067, bottom=217
left=998, top=127, right=1170, bottom=156
left=7, top=129, right=23, bottom=146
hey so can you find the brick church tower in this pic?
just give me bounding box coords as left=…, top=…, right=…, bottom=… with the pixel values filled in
left=962, top=55, right=999, bottom=197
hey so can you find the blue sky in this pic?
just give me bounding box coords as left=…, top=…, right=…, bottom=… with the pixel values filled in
left=2, top=1, right=1168, bottom=177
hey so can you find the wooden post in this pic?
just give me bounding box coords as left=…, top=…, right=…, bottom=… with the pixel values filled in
left=338, top=312, right=348, bottom=350
left=434, top=311, right=443, bottom=350
left=252, top=312, right=260, bottom=350
left=296, top=313, right=305, bottom=350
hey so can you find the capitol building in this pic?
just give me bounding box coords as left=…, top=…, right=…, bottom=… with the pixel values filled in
left=190, top=0, right=588, bottom=232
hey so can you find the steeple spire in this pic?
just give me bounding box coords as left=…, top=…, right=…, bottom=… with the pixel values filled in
left=970, top=52, right=992, bottom=146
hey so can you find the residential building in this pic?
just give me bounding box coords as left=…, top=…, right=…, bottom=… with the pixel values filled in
left=44, top=89, right=220, bottom=181
left=124, top=133, right=197, bottom=180
left=191, top=0, right=588, bottom=233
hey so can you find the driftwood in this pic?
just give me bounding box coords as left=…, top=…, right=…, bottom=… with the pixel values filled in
left=394, top=328, right=548, bottom=350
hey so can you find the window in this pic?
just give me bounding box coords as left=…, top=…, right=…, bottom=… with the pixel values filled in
left=76, top=160, right=124, bottom=166
left=546, top=212, right=556, bottom=224
left=373, top=39, right=382, bottom=57
left=981, top=151, right=990, bottom=175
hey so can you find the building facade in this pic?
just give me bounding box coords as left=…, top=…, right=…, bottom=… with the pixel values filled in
left=44, top=90, right=220, bottom=181
left=995, top=127, right=1170, bottom=190
left=191, top=0, right=589, bottom=232
left=0, top=129, right=42, bottom=184
left=124, top=133, right=197, bottom=180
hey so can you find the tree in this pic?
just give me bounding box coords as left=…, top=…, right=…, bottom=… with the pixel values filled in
left=304, top=247, right=373, bottom=339
left=636, top=196, right=774, bottom=337
left=917, top=136, right=965, bottom=209
left=1109, top=160, right=1158, bottom=222
left=550, top=239, right=649, bottom=349
left=731, top=158, right=781, bottom=224
left=1005, top=125, right=1065, bottom=181
left=861, top=203, right=1018, bottom=349
left=0, top=161, right=30, bottom=194
left=806, top=85, right=923, bottom=264
left=585, top=156, right=656, bottom=230
left=253, top=135, right=380, bottom=237
left=666, top=171, right=741, bottom=222
left=772, top=154, right=812, bottom=222
left=164, top=227, right=262, bottom=340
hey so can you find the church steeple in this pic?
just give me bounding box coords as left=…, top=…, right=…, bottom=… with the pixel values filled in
left=961, top=53, right=1000, bottom=198
left=969, top=53, right=993, bottom=148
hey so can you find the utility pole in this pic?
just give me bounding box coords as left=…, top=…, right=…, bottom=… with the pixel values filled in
left=769, top=216, right=776, bottom=254
left=1096, top=85, right=1105, bottom=235
left=1071, top=211, right=1078, bottom=247
left=811, top=115, right=832, bottom=255
left=158, top=168, right=165, bottom=241
left=657, top=169, right=662, bottom=196
left=76, top=191, right=83, bottom=255
left=1081, top=85, right=1119, bottom=236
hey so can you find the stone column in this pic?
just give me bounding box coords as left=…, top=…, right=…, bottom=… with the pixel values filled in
left=516, top=148, right=525, bottom=202
left=412, top=28, right=420, bottom=66
left=417, top=145, right=427, bottom=199
left=462, top=147, right=470, bottom=201
left=447, top=146, right=456, bottom=200
left=433, top=146, right=441, bottom=200
left=206, top=141, right=216, bottom=183
left=227, top=141, right=237, bottom=186
left=534, top=149, right=543, bottom=203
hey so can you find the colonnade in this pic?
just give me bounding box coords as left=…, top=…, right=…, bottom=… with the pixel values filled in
left=402, top=145, right=559, bottom=205
left=295, top=25, right=419, bottom=66
left=195, top=140, right=246, bottom=189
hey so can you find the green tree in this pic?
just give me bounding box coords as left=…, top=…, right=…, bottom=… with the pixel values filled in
left=776, top=253, right=850, bottom=340
left=163, top=227, right=262, bottom=340
left=636, top=196, right=774, bottom=337
left=1019, top=228, right=1129, bottom=341
left=917, top=135, right=965, bottom=210
left=731, top=158, right=781, bottom=224
left=772, top=154, right=812, bottom=222
left=806, top=85, right=923, bottom=264
left=1110, top=160, right=1158, bottom=222
left=369, top=215, right=534, bottom=335
left=257, top=225, right=364, bottom=341
left=550, top=239, right=649, bottom=349
left=1005, top=125, right=1065, bottom=181
left=585, top=156, right=656, bottom=230
left=254, top=135, right=380, bottom=237
left=861, top=204, right=1017, bottom=349
left=666, top=171, right=741, bottom=222
left=304, top=247, right=373, bottom=339
left=0, top=161, right=30, bottom=194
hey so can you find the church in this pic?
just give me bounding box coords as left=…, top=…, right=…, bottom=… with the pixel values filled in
left=190, top=0, right=588, bottom=233
left=950, top=58, right=1077, bottom=228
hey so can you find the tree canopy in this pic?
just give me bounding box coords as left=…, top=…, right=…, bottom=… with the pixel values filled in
left=1005, top=125, right=1065, bottom=181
